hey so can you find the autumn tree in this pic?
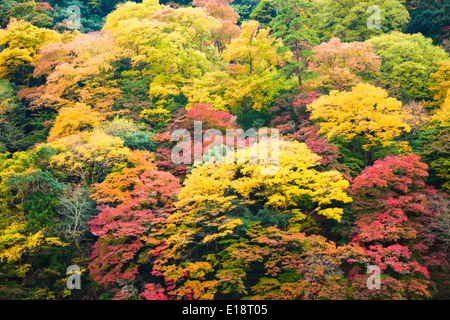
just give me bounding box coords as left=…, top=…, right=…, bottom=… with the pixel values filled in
left=173, top=103, right=238, bottom=133
left=292, top=121, right=342, bottom=166
left=305, top=37, right=381, bottom=93
left=88, top=150, right=181, bottom=298
left=315, top=0, right=410, bottom=42
left=184, top=20, right=291, bottom=114
left=48, top=103, right=106, bottom=141
left=48, top=131, right=130, bottom=185
left=192, top=0, right=241, bottom=53
left=152, top=103, right=239, bottom=178
left=432, top=88, right=450, bottom=127
left=30, top=32, right=122, bottom=114
left=307, top=83, right=411, bottom=164
left=426, top=61, right=450, bottom=111
left=347, top=154, right=449, bottom=299
left=0, top=145, right=67, bottom=298
left=0, top=18, right=60, bottom=85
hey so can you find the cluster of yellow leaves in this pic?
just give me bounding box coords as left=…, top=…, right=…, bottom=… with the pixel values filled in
left=103, top=0, right=166, bottom=31
left=140, top=108, right=171, bottom=127
left=172, top=138, right=352, bottom=245
left=170, top=161, right=239, bottom=244
left=202, top=217, right=243, bottom=244
left=48, top=103, right=106, bottom=141
left=426, top=61, right=450, bottom=111
left=307, top=83, right=411, bottom=151
left=183, top=20, right=291, bottom=114
left=0, top=19, right=61, bottom=82
left=432, top=88, right=450, bottom=127
left=0, top=222, right=65, bottom=264
left=47, top=131, right=130, bottom=184
left=104, top=2, right=223, bottom=105
left=232, top=139, right=352, bottom=220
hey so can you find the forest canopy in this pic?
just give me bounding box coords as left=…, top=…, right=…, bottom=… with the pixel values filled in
left=0, top=0, right=449, bottom=301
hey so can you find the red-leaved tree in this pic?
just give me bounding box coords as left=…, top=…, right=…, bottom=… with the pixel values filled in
left=88, top=150, right=181, bottom=299
left=347, top=154, right=448, bottom=298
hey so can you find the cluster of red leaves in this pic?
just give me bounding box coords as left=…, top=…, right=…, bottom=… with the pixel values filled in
left=346, top=154, right=448, bottom=297
left=88, top=151, right=181, bottom=292
left=37, top=2, right=54, bottom=12
left=292, top=91, right=318, bottom=114
left=153, top=103, right=241, bottom=177
left=172, top=103, right=238, bottom=133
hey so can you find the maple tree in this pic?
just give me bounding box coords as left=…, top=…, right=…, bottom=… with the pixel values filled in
left=6, top=1, right=53, bottom=28
left=174, top=103, right=238, bottom=133
left=292, top=121, right=345, bottom=170
left=152, top=103, right=239, bottom=178
left=432, top=88, right=450, bottom=127
left=426, top=61, right=450, bottom=111
left=48, top=103, right=106, bottom=141
left=347, top=154, right=448, bottom=298
left=142, top=139, right=353, bottom=299
left=103, top=2, right=223, bottom=107
left=88, top=150, right=181, bottom=298
left=30, top=31, right=122, bottom=114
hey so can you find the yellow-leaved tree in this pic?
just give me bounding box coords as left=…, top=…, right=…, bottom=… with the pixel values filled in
left=172, top=138, right=352, bottom=240
left=432, top=88, right=450, bottom=127
left=47, top=131, right=130, bottom=185
left=183, top=20, right=292, bottom=114
left=0, top=19, right=61, bottom=85
left=307, top=83, right=411, bottom=159
left=48, top=103, right=106, bottom=141
left=0, top=146, right=66, bottom=292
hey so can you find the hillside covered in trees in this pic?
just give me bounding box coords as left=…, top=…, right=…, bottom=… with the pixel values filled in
left=0, top=0, right=449, bottom=300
